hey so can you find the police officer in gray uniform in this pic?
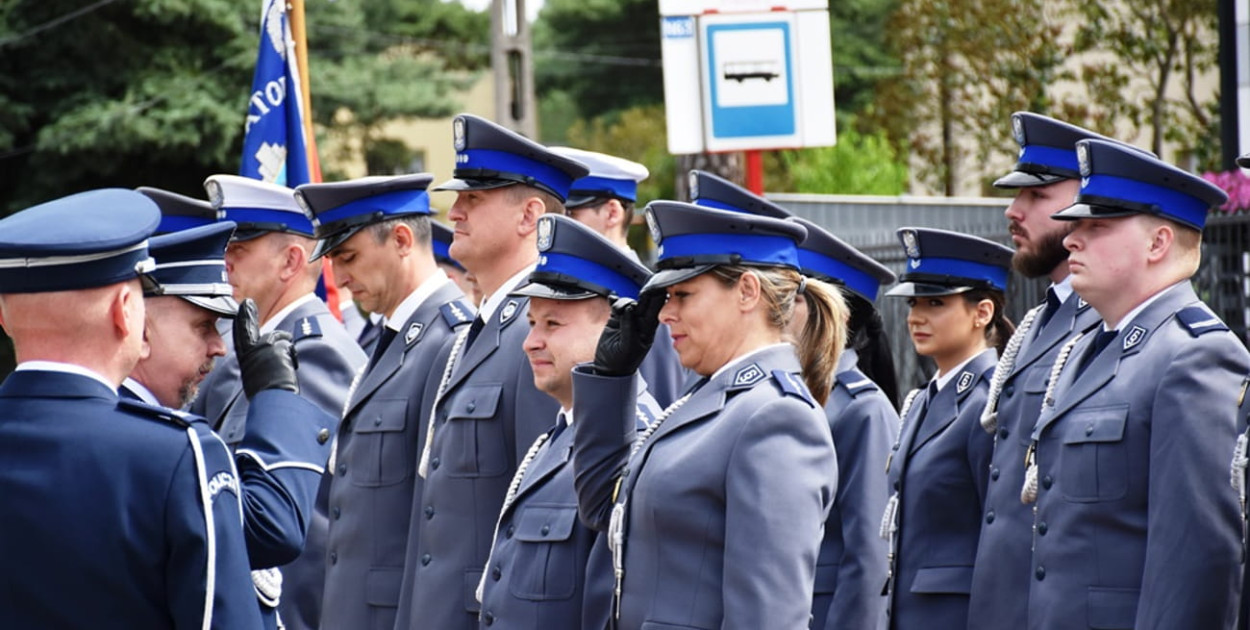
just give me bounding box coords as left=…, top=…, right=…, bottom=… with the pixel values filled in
left=572, top=201, right=842, bottom=630
left=1022, top=139, right=1249, bottom=628
left=1238, top=150, right=1250, bottom=630
left=880, top=228, right=1013, bottom=630
left=193, top=175, right=367, bottom=630
left=790, top=218, right=900, bottom=630
left=296, top=173, right=473, bottom=630
left=968, top=113, right=1109, bottom=630
left=551, top=146, right=687, bottom=409
left=398, top=114, right=588, bottom=630
left=478, top=214, right=661, bottom=629
left=0, top=189, right=262, bottom=628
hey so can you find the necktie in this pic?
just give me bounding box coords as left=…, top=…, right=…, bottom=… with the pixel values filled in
left=368, top=327, right=397, bottom=370
left=1074, top=329, right=1117, bottom=378
left=464, top=315, right=486, bottom=350
left=1036, top=288, right=1062, bottom=331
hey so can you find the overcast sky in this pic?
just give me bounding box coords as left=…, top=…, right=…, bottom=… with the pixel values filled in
left=455, top=0, right=545, bottom=22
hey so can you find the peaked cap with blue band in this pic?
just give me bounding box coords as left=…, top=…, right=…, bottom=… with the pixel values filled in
left=1052, top=138, right=1228, bottom=231
left=688, top=170, right=792, bottom=219
left=0, top=189, right=159, bottom=294
left=994, top=112, right=1127, bottom=189
left=886, top=227, right=1013, bottom=298
left=137, top=187, right=216, bottom=235
left=432, top=113, right=589, bottom=202
left=791, top=217, right=895, bottom=302
left=643, top=200, right=807, bottom=293
left=295, top=173, right=436, bottom=261
left=430, top=221, right=463, bottom=269
left=549, top=147, right=649, bottom=209
left=204, top=174, right=313, bottom=241
left=512, top=214, right=652, bottom=301
left=146, top=222, right=239, bottom=317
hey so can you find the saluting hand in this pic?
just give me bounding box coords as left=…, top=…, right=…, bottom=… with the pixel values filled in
left=234, top=298, right=300, bottom=398
left=592, top=290, right=666, bottom=376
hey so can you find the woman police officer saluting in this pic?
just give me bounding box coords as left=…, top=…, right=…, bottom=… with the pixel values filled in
left=569, top=200, right=846, bottom=630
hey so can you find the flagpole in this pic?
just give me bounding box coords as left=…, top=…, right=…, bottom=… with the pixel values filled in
left=287, top=0, right=342, bottom=319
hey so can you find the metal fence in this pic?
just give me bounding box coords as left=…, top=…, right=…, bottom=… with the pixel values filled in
left=769, top=193, right=1250, bottom=393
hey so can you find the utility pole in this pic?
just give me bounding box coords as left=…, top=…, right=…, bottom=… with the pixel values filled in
left=490, top=0, right=538, bottom=138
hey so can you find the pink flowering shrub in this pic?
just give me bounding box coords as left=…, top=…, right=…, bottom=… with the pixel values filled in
left=1203, top=170, right=1250, bottom=214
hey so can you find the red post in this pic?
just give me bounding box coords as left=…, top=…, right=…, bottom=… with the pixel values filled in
left=745, top=150, right=764, bottom=195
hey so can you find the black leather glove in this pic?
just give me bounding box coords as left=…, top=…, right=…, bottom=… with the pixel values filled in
left=234, top=298, right=299, bottom=398
left=592, top=290, right=666, bottom=376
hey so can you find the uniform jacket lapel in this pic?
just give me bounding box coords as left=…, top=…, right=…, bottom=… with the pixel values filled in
left=508, top=424, right=574, bottom=510
left=347, top=282, right=462, bottom=415
left=1010, top=295, right=1098, bottom=381
left=1037, top=283, right=1198, bottom=434
left=908, top=350, right=997, bottom=455
left=443, top=294, right=528, bottom=397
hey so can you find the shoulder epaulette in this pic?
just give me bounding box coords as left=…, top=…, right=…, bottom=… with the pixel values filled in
left=835, top=370, right=880, bottom=398
left=117, top=398, right=202, bottom=428
left=440, top=300, right=474, bottom=328
left=1176, top=305, right=1228, bottom=337
left=291, top=315, right=323, bottom=341
left=772, top=370, right=816, bottom=408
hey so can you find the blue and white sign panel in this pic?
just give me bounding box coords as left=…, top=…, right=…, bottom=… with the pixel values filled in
left=659, top=1, right=835, bottom=154
left=704, top=18, right=797, bottom=142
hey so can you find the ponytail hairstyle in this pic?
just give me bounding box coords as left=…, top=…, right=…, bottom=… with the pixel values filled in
left=709, top=265, right=848, bottom=406
left=962, top=288, right=1015, bottom=355
left=846, top=293, right=900, bottom=407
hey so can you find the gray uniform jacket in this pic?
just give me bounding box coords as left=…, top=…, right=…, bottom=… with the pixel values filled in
left=319, top=281, right=472, bottom=630
left=572, top=344, right=838, bottom=630
left=401, top=288, right=560, bottom=630
left=1026, top=282, right=1249, bottom=629
left=812, top=349, right=899, bottom=630
left=883, top=348, right=996, bottom=630
left=478, top=385, right=660, bottom=630
left=190, top=296, right=366, bottom=630
left=968, top=291, right=1098, bottom=630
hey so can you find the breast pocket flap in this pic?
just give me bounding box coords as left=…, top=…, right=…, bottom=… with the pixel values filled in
left=909, top=565, right=973, bottom=594
left=1061, top=406, right=1128, bottom=445
left=354, top=398, right=408, bottom=434
left=514, top=505, right=578, bottom=542
left=447, top=383, right=502, bottom=421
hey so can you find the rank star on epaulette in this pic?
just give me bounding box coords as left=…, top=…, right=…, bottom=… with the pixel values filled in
left=733, top=364, right=765, bottom=387
left=956, top=371, right=974, bottom=394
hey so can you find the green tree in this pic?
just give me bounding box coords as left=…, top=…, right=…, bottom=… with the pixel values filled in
left=830, top=0, right=901, bottom=123
left=775, top=125, right=908, bottom=195
left=871, top=0, right=1068, bottom=195
left=1064, top=0, right=1220, bottom=167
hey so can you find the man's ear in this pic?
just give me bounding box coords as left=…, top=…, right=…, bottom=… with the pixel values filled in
left=1146, top=222, right=1174, bottom=264
left=279, top=243, right=307, bottom=281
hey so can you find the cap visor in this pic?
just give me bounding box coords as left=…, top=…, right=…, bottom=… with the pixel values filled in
left=993, top=170, right=1067, bottom=189
left=1237, top=154, right=1250, bottom=169
left=885, top=282, right=971, bottom=298
left=183, top=295, right=240, bottom=317
left=510, top=281, right=598, bottom=300
left=641, top=265, right=715, bottom=294
left=1050, top=203, right=1138, bottom=222
left=229, top=229, right=270, bottom=242
left=309, top=226, right=363, bottom=262
left=432, top=177, right=517, bottom=193
left=564, top=194, right=600, bottom=209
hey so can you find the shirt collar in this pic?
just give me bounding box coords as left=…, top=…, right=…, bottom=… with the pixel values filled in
left=121, top=377, right=160, bottom=405
left=477, top=264, right=537, bottom=323
left=1050, top=274, right=1075, bottom=305
left=559, top=407, right=573, bottom=426
left=260, top=293, right=318, bottom=335
left=16, top=361, right=117, bottom=393
left=384, top=269, right=451, bottom=332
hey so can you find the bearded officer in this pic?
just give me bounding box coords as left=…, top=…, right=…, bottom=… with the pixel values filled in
left=1023, top=139, right=1249, bottom=628
left=967, top=113, right=1114, bottom=630
left=123, top=221, right=337, bottom=628
left=0, top=189, right=262, bottom=628
left=477, top=214, right=661, bottom=629
left=397, top=113, right=588, bottom=630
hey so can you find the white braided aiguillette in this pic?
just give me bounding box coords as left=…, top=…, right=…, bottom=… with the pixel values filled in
left=981, top=304, right=1042, bottom=434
